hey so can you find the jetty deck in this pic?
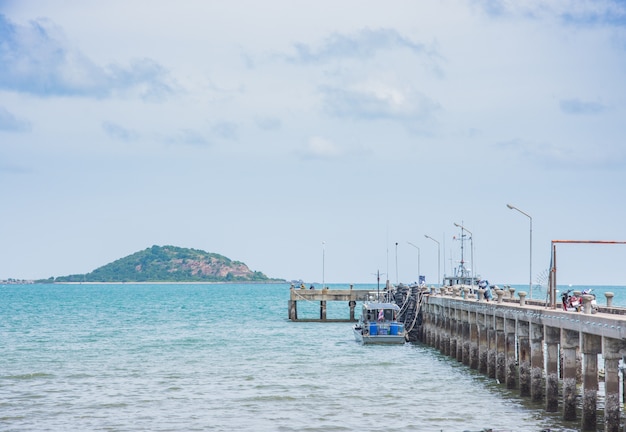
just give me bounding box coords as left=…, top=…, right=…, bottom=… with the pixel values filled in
left=288, top=287, right=375, bottom=322
left=419, top=287, right=626, bottom=432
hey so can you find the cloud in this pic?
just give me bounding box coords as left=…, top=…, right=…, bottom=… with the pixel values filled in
left=256, top=117, right=281, bottom=131
left=0, top=106, right=31, bottom=132
left=102, top=121, right=140, bottom=141
left=320, top=84, right=440, bottom=124
left=286, top=28, right=430, bottom=64
left=497, top=138, right=625, bottom=169
left=300, top=136, right=342, bottom=160
left=211, top=121, right=238, bottom=140
left=163, top=129, right=208, bottom=146
left=560, top=98, right=607, bottom=115
left=0, top=14, right=176, bottom=100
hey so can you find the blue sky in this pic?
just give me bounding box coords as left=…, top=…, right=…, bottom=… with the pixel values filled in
left=1, top=0, right=626, bottom=286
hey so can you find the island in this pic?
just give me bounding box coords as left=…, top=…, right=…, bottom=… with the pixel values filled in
left=38, top=245, right=283, bottom=283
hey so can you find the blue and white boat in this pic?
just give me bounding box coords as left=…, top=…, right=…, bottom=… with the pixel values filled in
left=353, top=302, right=405, bottom=345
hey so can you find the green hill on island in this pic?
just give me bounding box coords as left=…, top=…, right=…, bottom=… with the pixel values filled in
left=46, top=245, right=280, bottom=283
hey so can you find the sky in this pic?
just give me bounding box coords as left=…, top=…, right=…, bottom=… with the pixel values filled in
left=1, top=0, right=626, bottom=286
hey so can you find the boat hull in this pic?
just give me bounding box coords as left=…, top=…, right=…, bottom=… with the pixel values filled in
left=353, top=327, right=406, bottom=345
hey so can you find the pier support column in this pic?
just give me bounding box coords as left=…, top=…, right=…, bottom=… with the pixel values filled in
left=478, top=311, right=488, bottom=374
left=603, top=337, right=625, bottom=432
left=518, top=320, right=531, bottom=397
left=562, top=329, right=579, bottom=421
left=320, top=301, right=326, bottom=320
left=544, top=326, right=560, bottom=412
left=530, top=322, right=545, bottom=403
left=349, top=300, right=356, bottom=321
left=487, top=314, right=496, bottom=379
left=469, top=311, right=479, bottom=370
left=505, top=318, right=517, bottom=390
left=495, top=316, right=506, bottom=385
left=461, top=311, right=470, bottom=366
left=289, top=300, right=297, bottom=320
left=443, top=309, right=451, bottom=356
left=450, top=309, right=458, bottom=360
left=581, top=333, right=601, bottom=431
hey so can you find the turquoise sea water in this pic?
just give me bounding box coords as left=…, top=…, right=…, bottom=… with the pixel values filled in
left=2, top=283, right=625, bottom=431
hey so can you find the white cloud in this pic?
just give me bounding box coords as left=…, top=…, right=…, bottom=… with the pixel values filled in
left=0, top=106, right=31, bottom=132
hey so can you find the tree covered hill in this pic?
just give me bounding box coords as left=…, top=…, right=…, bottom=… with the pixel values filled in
left=46, top=245, right=280, bottom=283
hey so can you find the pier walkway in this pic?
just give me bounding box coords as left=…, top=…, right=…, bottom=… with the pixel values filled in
left=419, top=287, right=626, bottom=432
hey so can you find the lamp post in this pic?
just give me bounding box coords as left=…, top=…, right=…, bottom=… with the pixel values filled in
left=507, top=204, right=533, bottom=299
left=322, top=241, right=325, bottom=289
left=453, top=222, right=474, bottom=283
left=406, top=242, right=420, bottom=284
left=424, top=234, right=441, bottom=287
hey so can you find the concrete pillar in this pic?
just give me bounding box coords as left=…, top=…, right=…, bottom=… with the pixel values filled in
left=530, top=322, right=545, bottom=403
left=456, top=309, right=463, bottom=362
left=496, top=316, right=506, bottom=384
left=603, top=337, right=624, bottom=432
left=349, top=300, right=356, bottom=321
left=544, top=326, right=560, bottom=412
left=508, top=287, right=516, bottom=299
left=289, top=299, right=297, bottom=320
left=581, top=333, right=601, bottom=431
left=478, top=312, right=488, bottom=374
left=505, top=318, right=517, bottom=389
left=562, top=329, right=579, bottom=421
left=469, top=311, right=479, bottom=370
left=487, top=321, right=497, bottom=379
left=450, top=311, right=458, bottom=361
left=463, top=311, right=471, bottom=367
left=604, top=291, right=614, bottom=307
left=517, top=320, right=531, bottom=397
left=320, top=300, right=327, bottom=320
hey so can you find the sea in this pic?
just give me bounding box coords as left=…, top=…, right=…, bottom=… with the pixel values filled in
left=1, top=282, right=624, bottom=432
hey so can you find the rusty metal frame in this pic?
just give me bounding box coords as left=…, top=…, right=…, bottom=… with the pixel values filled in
left=548, top=240, right=626, bottom=309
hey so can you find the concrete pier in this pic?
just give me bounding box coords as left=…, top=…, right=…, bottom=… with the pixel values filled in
left=417, top=292, right=626, bottom=431
left=288, top=288, right=372, bottom=322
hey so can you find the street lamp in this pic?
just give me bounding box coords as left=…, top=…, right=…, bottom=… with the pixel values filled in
left=406, top=242, right=420, bottom=284
left=424, top=234, right=441, bottom=287
left=507, top=204, right=533, bottom=299
left=453, top=222, right=474, bottom=283
left=322, top=241, right=325, bottom=289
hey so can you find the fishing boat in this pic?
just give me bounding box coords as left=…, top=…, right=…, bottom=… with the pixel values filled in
left=353, top=302, right=406, bottom=345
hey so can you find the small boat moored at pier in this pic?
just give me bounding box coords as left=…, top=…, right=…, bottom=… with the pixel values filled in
left=353, top=302, right=405, bottom=345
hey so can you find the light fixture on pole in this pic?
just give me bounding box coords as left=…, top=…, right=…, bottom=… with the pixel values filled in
left=406, top=242, right=420, bottom=284
left=395, top=242, right=399, bottom=284
left=507, top=204, right=533, bottom=299
left=424, top=234, right=441, bottom=287
left=453, top=222, right=474, bottom=283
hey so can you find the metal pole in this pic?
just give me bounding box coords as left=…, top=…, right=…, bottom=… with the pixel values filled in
left=322, top=241, right=325, bottom=289
left=507, top=204, right=533, bottom=299
left=395, top=242, right=398, bottom=284
left=454, top=222, right=474, bottom=284
left=407, top=242, right=420, bottom=283
left=425, top=235, right=441, bottom=287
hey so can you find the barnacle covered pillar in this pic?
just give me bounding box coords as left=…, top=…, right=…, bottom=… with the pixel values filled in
left=462, top=310, right=470, bottom=365
left=478, top=310, right=488, bottom=374
left=495, top=316, right=506, bottom=385
left=505, top=318, right=517, bottom=390
left=517, top=320, right=531, bottom=397
left=544, top=326, right=560, bottom=412
left=530, top=322, right=545, bottom=402
left=562, top=329, right=579, bottom=421
left=469, top=310, right=479, bottom=370
left=603, top=337, right=624, bottom=432
left=581, top=333, right=601, bottom=431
